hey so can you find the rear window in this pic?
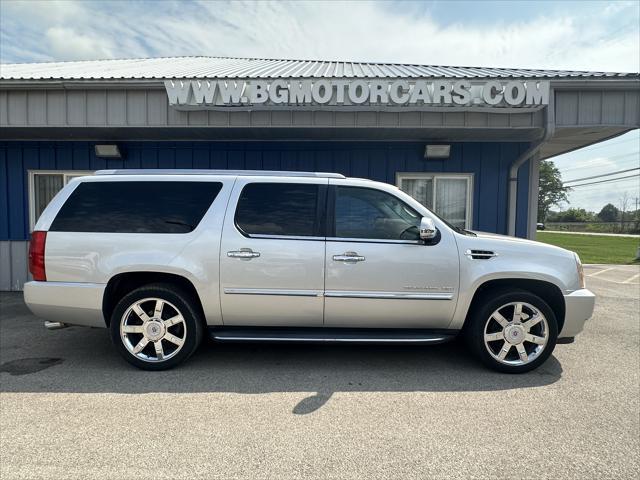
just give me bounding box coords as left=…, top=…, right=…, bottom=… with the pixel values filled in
left=235, top=183, right=321, bottom=237
left=50, top=181, right=222, bottom=233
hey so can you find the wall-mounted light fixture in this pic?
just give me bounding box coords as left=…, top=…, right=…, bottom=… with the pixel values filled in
left=424, top=144, right=451, bottom=159
left=94, top=144, right=121, bottom=159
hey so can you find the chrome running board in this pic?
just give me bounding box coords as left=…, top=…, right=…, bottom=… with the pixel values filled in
left=208, top=327, right=456, bottom=345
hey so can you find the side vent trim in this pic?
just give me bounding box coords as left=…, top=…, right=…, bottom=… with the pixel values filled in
left=465, top=249, right=498, bottom=260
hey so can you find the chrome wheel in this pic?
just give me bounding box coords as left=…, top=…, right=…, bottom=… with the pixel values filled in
left=120, top=297, right=187, bottom=363
left=483, top=301, right=549, bottom=366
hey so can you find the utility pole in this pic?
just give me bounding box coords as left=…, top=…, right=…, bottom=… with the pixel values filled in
left=636, top=196, right=640, bottom=260
left=635, top=197, right=639, bottom=237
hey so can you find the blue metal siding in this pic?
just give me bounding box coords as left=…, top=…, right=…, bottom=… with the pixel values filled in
left=0, top=140, right=530, bottom=241
left=0, top=146, right=8, bottom=239
left=6, top=145, right=24, bottom=240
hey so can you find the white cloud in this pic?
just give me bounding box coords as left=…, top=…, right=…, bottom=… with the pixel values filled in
left=45, top=27, right=114, bottom=60
left=0, top=0, right=638, bottom=72
left=1, top=0, right=84, bottom=25
left=560, top=157, right=618, bottom=177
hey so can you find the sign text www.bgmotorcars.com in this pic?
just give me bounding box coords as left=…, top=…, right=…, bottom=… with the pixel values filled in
left=165, top=78, right=549, bottom=110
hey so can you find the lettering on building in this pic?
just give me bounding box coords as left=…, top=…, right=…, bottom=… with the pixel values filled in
left=165, top=79, right=550, bottom=110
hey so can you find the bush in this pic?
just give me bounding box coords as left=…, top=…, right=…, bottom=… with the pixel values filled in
left=549, top=208, right=596, bottom=223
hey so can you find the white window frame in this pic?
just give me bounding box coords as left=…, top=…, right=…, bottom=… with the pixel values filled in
left=396, top=172, right=474, bottom=229
left=28, top=170, right=94, bottom=231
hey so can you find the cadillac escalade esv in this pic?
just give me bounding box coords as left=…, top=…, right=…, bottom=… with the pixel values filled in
left=24, top=170, right=595, bottom=373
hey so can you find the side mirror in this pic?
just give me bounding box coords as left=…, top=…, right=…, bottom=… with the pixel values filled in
left=420, top=217, right=438, bottom=242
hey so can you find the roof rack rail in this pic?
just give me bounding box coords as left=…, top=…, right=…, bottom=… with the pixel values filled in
left=95, top=169, right=346, bottom=179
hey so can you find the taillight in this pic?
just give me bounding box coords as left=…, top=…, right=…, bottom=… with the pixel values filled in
left=29, top=231, right=47, bottom=281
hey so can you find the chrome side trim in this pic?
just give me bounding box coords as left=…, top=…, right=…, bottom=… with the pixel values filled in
left=249, top=234, right=325, bottom=241
left=223, top=288, right=323, bottom=297
left=327, top=237, right=420, bottom=245
left=223, top=288, right=452, bottom=299
left=241, top=236, right=422, bottom=244
left=324, top=290, right=453, bottom=300
left=213, top=335, right=448, bottom=343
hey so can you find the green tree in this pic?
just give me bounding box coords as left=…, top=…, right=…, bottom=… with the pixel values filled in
left=554, top=208, right=595, bottom=222
left=546, top=210, right=561, bottom=222
left=538, top=160, right=570, bottom=222
left=597, top=203, right=619, bottom=222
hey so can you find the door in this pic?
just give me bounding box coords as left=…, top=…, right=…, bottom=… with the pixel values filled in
left=324, top=181, right=460, bottom=328
left=220, top=178, right=327, bottom=326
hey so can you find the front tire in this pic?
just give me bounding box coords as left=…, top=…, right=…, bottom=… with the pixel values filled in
left=466, top=289, right=558, bottom=373
left=110, top=283, right=204, bottom=371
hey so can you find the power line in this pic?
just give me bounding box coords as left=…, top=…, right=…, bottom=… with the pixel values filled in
left=568, top=174, right=639, bottom=188
left=558, top=159, right=639, bottom=174
left=565, top=181, right=640, bottom=191
left=558, top=151, right=640, bottom=173
left=571, top=137, right=639, bottom=153
left=564, top=167, right=640, bottom=184
left=566, top=173, right=640, bottom=188
left=563, top=179, right=640, bottom=191
left=560, top=155, right=640, bottom=172
left=562, top=178, right=640, bottom=191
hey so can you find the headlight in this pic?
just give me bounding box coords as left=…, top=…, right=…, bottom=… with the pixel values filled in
left=575, top=253, right=586, bottom=289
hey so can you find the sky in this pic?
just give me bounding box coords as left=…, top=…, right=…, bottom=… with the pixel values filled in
left=0, top=0, right=638, bottom=211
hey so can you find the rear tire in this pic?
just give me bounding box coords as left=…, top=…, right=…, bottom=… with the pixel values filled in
left=109, top=283, right=204, bottom=371
left=465, top=289, right=558, bottom=373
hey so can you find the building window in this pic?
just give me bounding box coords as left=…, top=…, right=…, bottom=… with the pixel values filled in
left=396, top=173, right=473, bottom=229
left=29, top=171, right=94, bottom=230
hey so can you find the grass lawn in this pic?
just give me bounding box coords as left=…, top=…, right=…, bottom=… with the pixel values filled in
left=536, top=232, right=639, bottom=264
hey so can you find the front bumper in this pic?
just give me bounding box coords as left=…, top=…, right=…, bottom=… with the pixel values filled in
left=559, top=288, right=596, bottom=338
left=23, top=281, right=107, bottom=328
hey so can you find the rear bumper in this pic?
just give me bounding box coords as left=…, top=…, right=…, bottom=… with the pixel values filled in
left=23, top=281, right=106, bottom=328
left=559, top=288, right=596, bottom=338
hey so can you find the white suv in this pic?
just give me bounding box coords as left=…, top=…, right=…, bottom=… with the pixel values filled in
left=24, top=170, right=595, bottom=373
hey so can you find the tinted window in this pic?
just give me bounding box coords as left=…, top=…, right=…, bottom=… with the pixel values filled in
left=334, top=186, right=421, bottom=240
left=235, top=183, right=320, bottom=237
left=51, top=181, right=222, bottom=233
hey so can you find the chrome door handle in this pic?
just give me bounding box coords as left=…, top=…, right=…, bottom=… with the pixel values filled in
left=333, top=251, right=365, bottom=263
left=227, top=248, right=261, bottom=259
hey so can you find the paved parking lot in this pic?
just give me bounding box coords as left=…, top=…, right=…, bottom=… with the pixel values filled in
left=584, top=264, right=640, bottom=285
left=1, top=266, right=639, bottom=479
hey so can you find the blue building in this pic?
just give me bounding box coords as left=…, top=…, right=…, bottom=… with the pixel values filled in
left=1, top=57, right=639, bottom=290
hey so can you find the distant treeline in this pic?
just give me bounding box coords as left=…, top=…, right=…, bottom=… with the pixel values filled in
left=544, top=202, right=640, bottom=233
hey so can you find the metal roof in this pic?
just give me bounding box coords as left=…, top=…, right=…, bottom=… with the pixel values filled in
left=1, top=56, right=637, bottom=81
